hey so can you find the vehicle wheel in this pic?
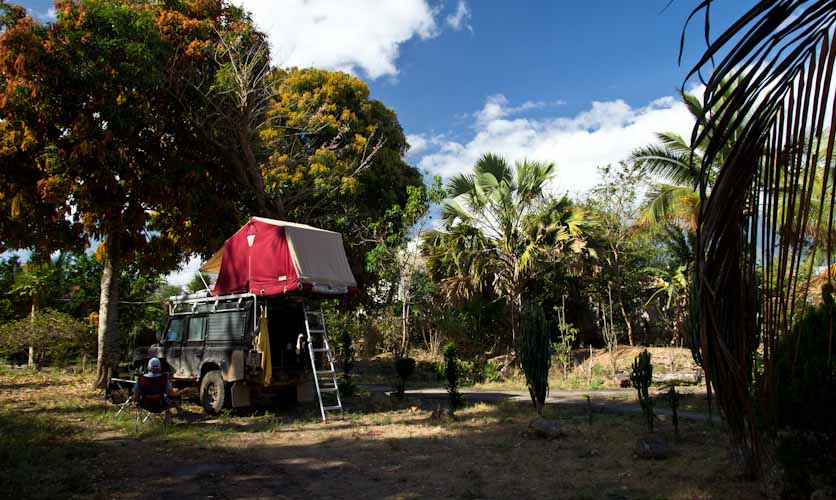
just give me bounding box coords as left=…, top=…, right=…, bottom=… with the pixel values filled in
left=200, top=370, right=227, bottom=415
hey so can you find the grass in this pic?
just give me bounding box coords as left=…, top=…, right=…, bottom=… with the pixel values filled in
left=0, top=366, right=757, bottom=499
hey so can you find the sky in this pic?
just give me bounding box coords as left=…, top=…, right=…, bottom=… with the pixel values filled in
left=17, top=0, right=755, bottom=285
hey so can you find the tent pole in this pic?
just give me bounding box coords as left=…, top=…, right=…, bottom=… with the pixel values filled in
left=199, top=272, right=211, bottom=292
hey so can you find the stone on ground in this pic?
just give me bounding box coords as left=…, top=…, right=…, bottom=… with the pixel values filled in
left=528, top=417, right=563, bottom=439
left=634, top=434, right=670, bottom=459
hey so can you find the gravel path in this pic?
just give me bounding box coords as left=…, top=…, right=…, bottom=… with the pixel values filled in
left=362, top=384, right=717, bottom=422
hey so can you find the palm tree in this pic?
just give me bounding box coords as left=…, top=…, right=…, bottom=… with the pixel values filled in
left=685, top=0, right=836, bottom=479
left=629, top=86, right=742, bottom=230
left=422, top=153, right=586, bottom=348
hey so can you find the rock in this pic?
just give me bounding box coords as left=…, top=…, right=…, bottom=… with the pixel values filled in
left=369, top=391, right=393, bottom=410
left=811, top=487, right=836, bottom=500
left=430, top=404, right=453, bottom=421
left=528, top=417, right=564, bottom=439
left=653, top=370, right=703, bottom=385
left=634, top=434, right=670, bottom=459
left=613, top=372, right=631, bottom=387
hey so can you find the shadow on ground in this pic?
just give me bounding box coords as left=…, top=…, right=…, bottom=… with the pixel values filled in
left=1, top=372, right=756, bottom=500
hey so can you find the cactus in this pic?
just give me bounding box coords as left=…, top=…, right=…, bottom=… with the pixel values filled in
left=630, top=349, right=654, bottom=432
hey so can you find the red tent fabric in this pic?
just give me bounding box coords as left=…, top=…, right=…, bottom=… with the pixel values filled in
left=207, top=218, right=356, bottom=297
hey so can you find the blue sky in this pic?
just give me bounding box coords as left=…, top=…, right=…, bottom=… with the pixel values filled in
left=16, top=0, right=753, bottom=283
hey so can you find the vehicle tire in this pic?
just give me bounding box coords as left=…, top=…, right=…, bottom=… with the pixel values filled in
left=200, top=370, right=227, bottom=415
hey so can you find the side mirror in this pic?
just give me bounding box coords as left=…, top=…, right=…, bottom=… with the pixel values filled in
left=155, top=330, right=163, bottom=342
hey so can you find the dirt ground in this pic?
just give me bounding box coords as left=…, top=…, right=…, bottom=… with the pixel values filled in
left=0, top=367, right=762, bottom=500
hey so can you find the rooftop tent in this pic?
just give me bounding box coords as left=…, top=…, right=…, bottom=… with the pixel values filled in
left=199, top=217, right=357, bottom=296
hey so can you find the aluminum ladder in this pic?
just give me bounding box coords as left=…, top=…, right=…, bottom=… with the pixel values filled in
left=303, top=303, right=343, bottom=421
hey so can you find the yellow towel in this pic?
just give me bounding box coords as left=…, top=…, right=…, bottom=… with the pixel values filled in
left=257, top=308, right=272, bottom=386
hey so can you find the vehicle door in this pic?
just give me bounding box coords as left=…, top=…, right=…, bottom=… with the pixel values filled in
left=181, top=314, right=207, bottom=379
left=162, top=315, right=188, bottom=378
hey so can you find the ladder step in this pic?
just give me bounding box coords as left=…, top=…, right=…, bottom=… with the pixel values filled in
left=322, top=405, right=342, bottom=411
left=319, top=388, right=338, bottom=393
left=311, top=348, right=332, bottom=353
left=316, top=370, right=335, bottom=376
left=307, top=329, right=326, bottom=334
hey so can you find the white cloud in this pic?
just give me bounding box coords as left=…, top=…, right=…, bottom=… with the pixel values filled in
left=236, top=0, right=439, bottom=79
left=165, top=255, right=204, bottom=289
left=412, top=91, right=699, bottom=194
left=473, top=95, right=561, bottom=126
left=445, top=0, right=472, bottom=32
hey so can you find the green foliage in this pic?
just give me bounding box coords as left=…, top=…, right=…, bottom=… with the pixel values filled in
left=338, top=328, right=356, bottom=397
left=773, top=287, right=836, bottom=434
left=424, top=153, right=588, bottom=350
left=552, top=297, right=577, bottom=377
left=443, top=343, right=464, bottom=413
left=630, top=349, right=654, bottom=432
left=322, top=299, right=361, bottom=396
left=394, top=357, right=416, bottom=399
left=519, top=301, right=551, bottom=415
left=186, top=273, right=212, bottom=293
left=0, top=309, right=93, bottom=367
left=364, top=178, right=444, bottom=357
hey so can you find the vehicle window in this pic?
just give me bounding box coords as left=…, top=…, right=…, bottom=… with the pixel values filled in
left=165, top=317, right=187, bottom=343
left=206, top=311, right=246, bottom=341
left=187, top=316, right=206, bottom=342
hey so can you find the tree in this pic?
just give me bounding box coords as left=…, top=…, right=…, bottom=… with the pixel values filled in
left=0, top=309, right=93, bottom=368
left=9, top=255, right=64, bottom=367
left=684, top=0, right=836, bottom=479
left=261, top=68, right=423, bottom=293
left=423, top=153, right=587, bottom=351
left=186, top=272, right=213, bottom=294
left=628, top=87, right=737, bottom=229
left=0, top=0, right=260, bottom=387
left=584, top=164, right=655, bottom=346
left=364, top=178, right=444, bottom=358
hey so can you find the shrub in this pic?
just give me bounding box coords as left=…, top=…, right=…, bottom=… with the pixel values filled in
left=773, top=292, right=836, bottom=433
left=394, top=357, right=416, bottom=399
left=483, top=361, right=502, bottom=383
left=630, top=349, right=654, bottom=432
left=338, top=328, right=356, bottom=397
left=0, top=309, right=93, bottom=367
left=443, top=343, right=464, bottom=413
left=520, top=301, right=551, bottom=415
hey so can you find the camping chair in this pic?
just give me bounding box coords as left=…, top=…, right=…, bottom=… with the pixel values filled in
left=107, top=376, right=138, bottom=417
left=133, top=373, right=174, bottom=433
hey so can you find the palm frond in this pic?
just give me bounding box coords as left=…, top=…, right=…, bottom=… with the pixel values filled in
left=630, top=144, right=700, bottom=186
left=474, top=153, right=512, bottom=185
left=637, top=183, right=700, bottom=229
left=685, top=0, right=836, bottom=478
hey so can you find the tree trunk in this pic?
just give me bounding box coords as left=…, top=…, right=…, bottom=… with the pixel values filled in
left=400, top=299, right=409, bottom=359
left=27, top=302, right=35, bottom=368
left=618, top=299, right=634, bottom=346
left=94, top=235, right=122, bottom=388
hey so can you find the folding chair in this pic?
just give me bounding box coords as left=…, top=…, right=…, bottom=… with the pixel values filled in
left=107, top=377, right=137, bottom=417
left=133, top=373, right=174, bottom=433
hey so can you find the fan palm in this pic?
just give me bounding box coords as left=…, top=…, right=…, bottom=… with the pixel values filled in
left=422, top=153, right=586, bottom=347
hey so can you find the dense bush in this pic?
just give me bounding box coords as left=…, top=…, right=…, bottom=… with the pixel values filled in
left=443, top=343, right=464, bottom=414
left=774, top=292, right=836, bottom=434
left=0, top=310, right=94, bottom=367
left=394, top=357, right=416, bottom=399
